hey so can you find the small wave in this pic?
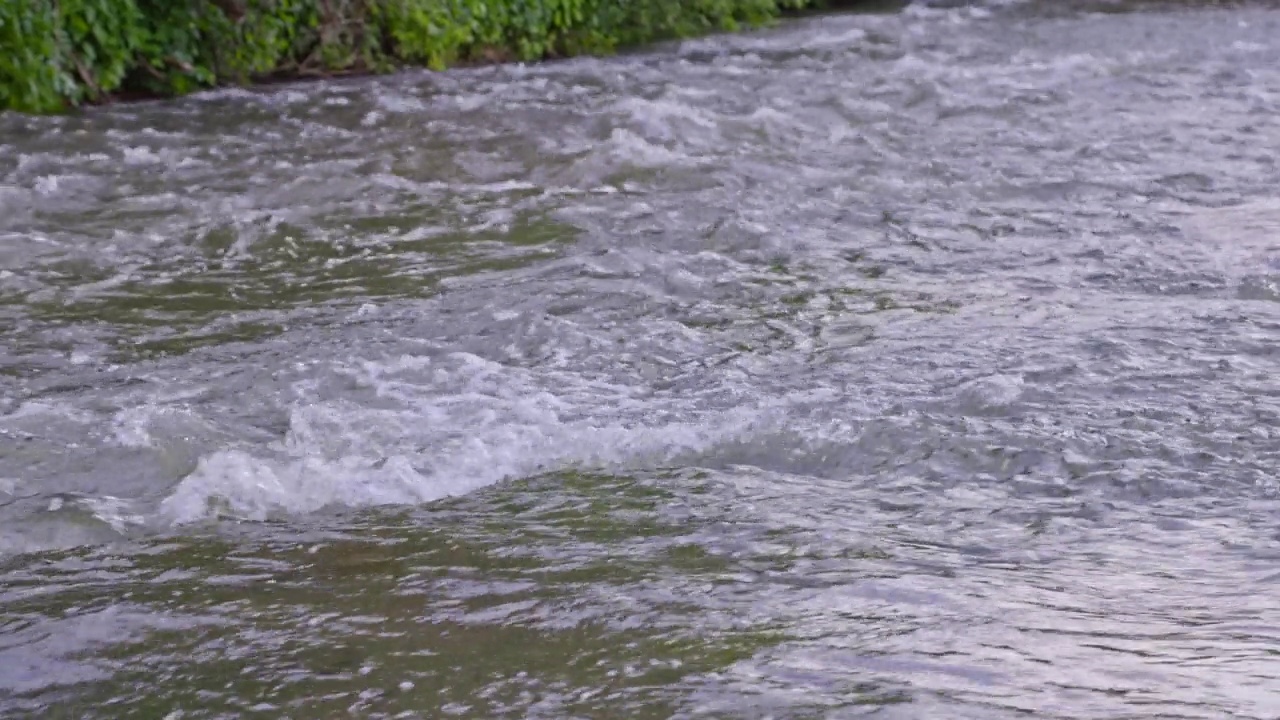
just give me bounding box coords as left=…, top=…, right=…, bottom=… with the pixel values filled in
left=0, top=494, right=144, bottom=556
left=1182, top=199, right=1280, bottom=289
left=157, top=405, right=772, bottom=525
left=563, top=127, right=704, bottom=186
left=156, top=351, right=787, bottom=524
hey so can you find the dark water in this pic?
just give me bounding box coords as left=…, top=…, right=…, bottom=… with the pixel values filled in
left=4, top=1, right=1280, bottom=717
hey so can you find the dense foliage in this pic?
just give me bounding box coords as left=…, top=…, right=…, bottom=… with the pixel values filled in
left=0, top=0, right=820, bottom=113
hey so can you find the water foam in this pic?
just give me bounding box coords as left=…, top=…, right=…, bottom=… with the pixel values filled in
left=157, top=352, right=778, bottom=524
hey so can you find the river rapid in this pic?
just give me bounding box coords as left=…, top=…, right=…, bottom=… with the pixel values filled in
left=3, top=1, right=1280, bottom=717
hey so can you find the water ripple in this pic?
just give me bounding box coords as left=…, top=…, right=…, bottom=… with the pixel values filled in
left=4, top=1, right=1280, bottom=717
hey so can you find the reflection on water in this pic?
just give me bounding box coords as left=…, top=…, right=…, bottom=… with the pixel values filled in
left=5, top=0, right=1280, bottom=717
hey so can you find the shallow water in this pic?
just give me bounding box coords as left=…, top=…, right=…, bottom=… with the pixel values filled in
left=4, top=1, right=1280, bottom=717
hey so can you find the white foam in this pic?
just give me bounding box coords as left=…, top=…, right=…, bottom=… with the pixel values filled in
left=951, top=373, right=1026, bottom=415
left=157, top=351, right=780, bottom=524
left=33, top=175, right=60, bottom=195
left=158, top=404, right=766, bottom=525
left=562, top=127, right=701, bottom=186
left=602, top=128, right=691, bottom=167
left=121, top=145, right=165, bottom=165
left=613, top=96, right=721, bottom=145
left=375, top=91, right=428, bottom=114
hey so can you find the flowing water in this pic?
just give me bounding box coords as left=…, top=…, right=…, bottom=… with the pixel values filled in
left=4, top=1, right=1280, bottom=717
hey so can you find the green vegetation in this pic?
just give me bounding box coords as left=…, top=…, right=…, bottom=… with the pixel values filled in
left=0, top=0, right=821, bottom=113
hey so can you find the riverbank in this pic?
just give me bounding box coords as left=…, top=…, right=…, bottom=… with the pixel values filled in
left=1, top=0, right=893, bottom=114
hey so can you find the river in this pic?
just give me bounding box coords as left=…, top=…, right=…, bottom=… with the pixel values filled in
left=3, top=1, right=1280, bottom=717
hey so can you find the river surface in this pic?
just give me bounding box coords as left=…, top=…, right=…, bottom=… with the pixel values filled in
left=4, top=1, right=1280, bottom=717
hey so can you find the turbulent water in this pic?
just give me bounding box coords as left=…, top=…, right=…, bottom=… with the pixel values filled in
left=4, top=1, right=1280, bottom=717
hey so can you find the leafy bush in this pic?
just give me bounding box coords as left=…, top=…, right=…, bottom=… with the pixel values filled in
left=0, top=1, right=65, bottom=113
left=0, top=0, right=822, bottom=113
